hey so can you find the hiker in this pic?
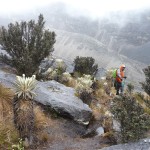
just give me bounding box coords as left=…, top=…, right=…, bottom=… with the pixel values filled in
left=115, top=64, right=127, bottom=95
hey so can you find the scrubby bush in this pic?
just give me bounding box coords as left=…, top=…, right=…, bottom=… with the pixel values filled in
left=105, top=70, right=113, bottom=82
left=73, top=56, right=98, bottom=76
left=127, top=83, right=134, bottom=95
left=133, top=92, right=150, bottom=115
left=0, top=14, right=56, bottom=76
left=103, top=70, right=114, bottom=95
left=61, top=72, right=75, bottom=86
left=44, top=59, right=66, bottom=82
left=141, top=66, right=150, bottom=96
left=111, top=95, right=150, bottom=143
left=61, top=72, right=72, bottom=82
left=61, top=72, right=77, bottom=88
left=54, top=59, right=66, bottom=74
left=75, top=74, right=94, bottom=105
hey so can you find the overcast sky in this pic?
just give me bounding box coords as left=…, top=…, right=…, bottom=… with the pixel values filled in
left=1, top=0, right=150, bottom=17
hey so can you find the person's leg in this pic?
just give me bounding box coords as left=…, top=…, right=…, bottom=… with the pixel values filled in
left=116, top=82, right=122, bottom=95
left=116, top=81, right=119, bottom=95
left=116, top=90, right=119, bottom=95
left=120, top=82, right=124, bottom=94
left=114, top=80, right=117, bottom=89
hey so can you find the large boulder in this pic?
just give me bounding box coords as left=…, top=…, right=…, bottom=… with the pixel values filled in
left=0, top=69, right=92, bottom=125
left=0, top=68, right=16, bottom=88
left=36, top=80, right=92, bottom=124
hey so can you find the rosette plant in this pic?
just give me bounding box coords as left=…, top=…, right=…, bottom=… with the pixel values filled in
left=13, top=74, right=37, bottom=145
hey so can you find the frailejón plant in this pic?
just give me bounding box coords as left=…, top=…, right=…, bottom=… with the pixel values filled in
left=14, top=74, right=37, bottom=99
left=13, top=74, right=37, bottom=145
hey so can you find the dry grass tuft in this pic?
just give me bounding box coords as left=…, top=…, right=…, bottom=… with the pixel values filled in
left=36, top=131, right=50, bottom=143
left=34, top=106, right=51, bottom=130
left=110, top=87, right=116, bottom=97
left=64, top=78, right=77, bottom=88
left=0, top=84, right=14, bottom=118
left=0, top=84, right=19, bottom=149
left=94, top=89, right=108, bottom=100
left=91, top=103, right=106, bottom=120
left=0, top=109, right=19, bottom=149
left=34, top=105, right=62, bottom=144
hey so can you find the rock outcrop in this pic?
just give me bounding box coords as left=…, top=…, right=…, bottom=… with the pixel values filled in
left=35, top=80, right=92, bottom=125
left=0, top=70, right=92, bottom=125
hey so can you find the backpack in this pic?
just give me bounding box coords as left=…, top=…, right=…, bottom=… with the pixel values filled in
left=112, top=69, right=117, bottom=78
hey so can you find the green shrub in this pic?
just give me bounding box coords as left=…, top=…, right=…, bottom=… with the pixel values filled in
left=0, top=14, right=56, bottom=76
left=141, top=66, right=150, bottom=96
left=111, top=95, right=150, bottom=143
left=134, top=92, right=150, bottom=115
left=127, top=83, right=134, bottom=95
left=73, top=56, right=98, bottom=76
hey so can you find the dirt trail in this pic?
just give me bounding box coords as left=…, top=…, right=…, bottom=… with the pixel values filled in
left=33, top=116, right=110, bottom=150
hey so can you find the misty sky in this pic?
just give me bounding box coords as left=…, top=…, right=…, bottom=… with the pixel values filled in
left=1, top=0, right=150, bottom=17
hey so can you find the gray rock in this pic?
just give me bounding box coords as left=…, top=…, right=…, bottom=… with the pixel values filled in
left=96, top=127, right=104, bottom=136
left=39, top=56, right=55, bottom=73
left=112, top=119, right=120, bottom=132
left=82, top=126, right=104, bottom=138
left=0, top=70, right=92, bottom=125
left=95, top=67, right=107, bottom=80
left=100, top=138, right=150, bottom=150
left=35, top=80, right=92, bottom=124
left=0, top=70, right=16, bottom=88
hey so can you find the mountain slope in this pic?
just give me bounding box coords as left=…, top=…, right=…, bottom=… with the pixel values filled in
left=0, top=2, right=149, bottom=89
left=52, top=28, right=146, bottom=89
left=121, top=42, right=150, bottom=64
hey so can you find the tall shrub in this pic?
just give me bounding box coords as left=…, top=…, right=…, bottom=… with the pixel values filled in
left=73, top=56, right=98, bottom=76
left=127, top=83, right=134, bottom=95
left=141, top=66, right=150, bottom=96
left=0, top=14, right=56, bottom=76
left=111, top=95, right=150, bottom=143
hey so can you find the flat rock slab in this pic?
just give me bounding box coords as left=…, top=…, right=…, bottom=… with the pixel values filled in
left=35, top=80, right=92, bottom=124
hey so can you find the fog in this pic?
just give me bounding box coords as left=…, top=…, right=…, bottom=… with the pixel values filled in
left=1, top=0, right=150, bottom=18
